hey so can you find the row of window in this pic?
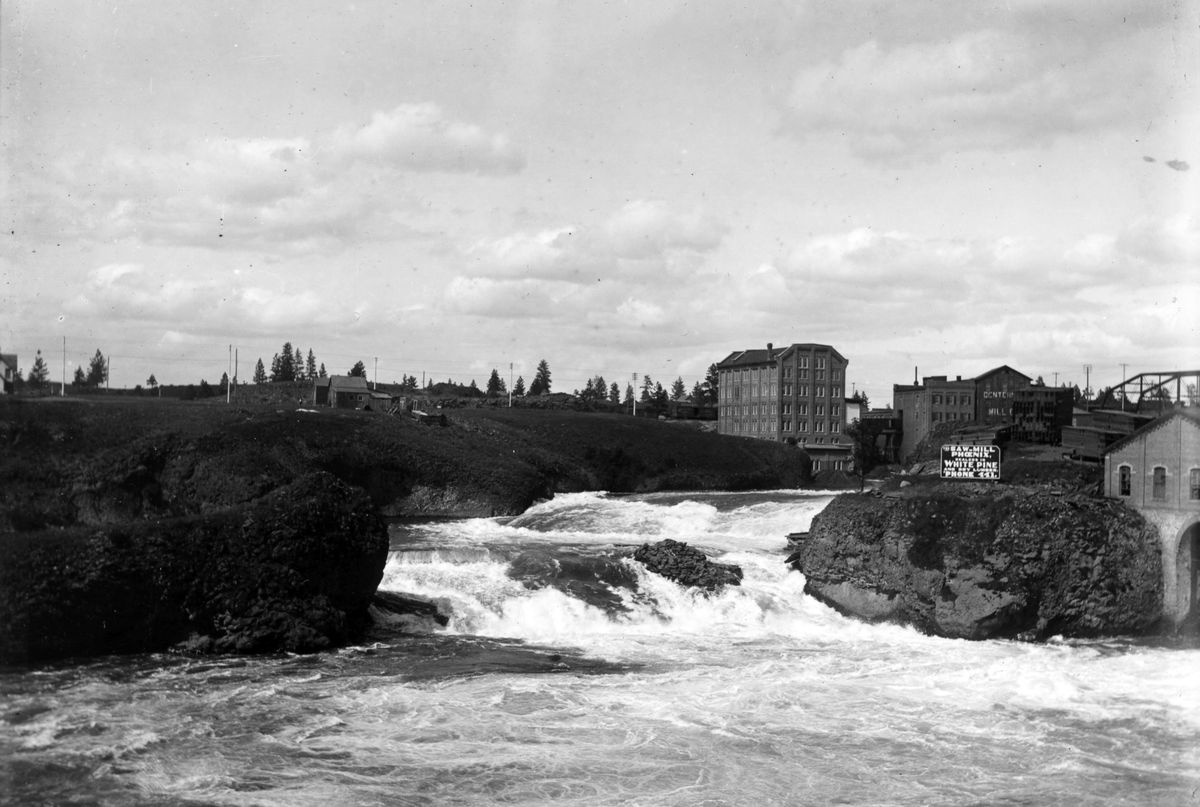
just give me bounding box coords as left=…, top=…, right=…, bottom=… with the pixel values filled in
left=781, top=384, right=842, bottom=399
left=782, top=367, right=844, bottom=382
left=782, top=402, right=841, bottom=417
left=930, top=393, right=972, bottom=406
left=781, top=419, right=841, bottom=433
left=1117, top=466, right=1200, bottom=501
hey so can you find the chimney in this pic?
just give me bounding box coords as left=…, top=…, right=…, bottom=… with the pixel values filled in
left=767, top=342, right=774, bottom=358
left=913, top=366, right=918, bottom=384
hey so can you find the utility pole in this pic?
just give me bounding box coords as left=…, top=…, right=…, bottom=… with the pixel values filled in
left=632, top=372, right=638, bottom=417
left=1053, top=371, right=1059, bottom=388
left=1083, top=364, right=1092, bottom=402
left=227, top=344, right=232, bottom=404
left=61, top=336, right=66, bottom=397
left=373, top=357, right=378, bottom=391
left=508, top=362, right=513, bottom=408
left=1120, top=363, right=1128, bottom=411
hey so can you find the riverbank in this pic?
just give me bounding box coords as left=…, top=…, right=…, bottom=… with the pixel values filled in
left=0, top=396, right=810, bottom=663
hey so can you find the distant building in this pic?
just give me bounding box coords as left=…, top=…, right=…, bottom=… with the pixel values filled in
left=717, top=343, right=851, bottom=471
left=314, top=375, right=372, bottom=409
left=0, top=353, right=16, bottom=394
left=890, top=366, right=1072, bottom=463
left=1103, top=408, right=1200, bottom=624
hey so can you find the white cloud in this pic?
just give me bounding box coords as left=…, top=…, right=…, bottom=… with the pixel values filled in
left=784, top=26, right=1166, bottom=163
left=329, top=104, right=524, bottom=174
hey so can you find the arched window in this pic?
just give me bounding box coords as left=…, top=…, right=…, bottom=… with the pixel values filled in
left=1119, top=465, right=1132, bottom=497
left=1152, top=466, right=1167, bottom=501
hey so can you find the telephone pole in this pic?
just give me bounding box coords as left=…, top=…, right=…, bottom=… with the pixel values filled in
left=508, top=362, right=513, bottom=408
left=1119, top=363, right=1128, bottom=411
left=632, top=372, right=638, bottom=417
left=1083, top=364, right=1092, bottom=402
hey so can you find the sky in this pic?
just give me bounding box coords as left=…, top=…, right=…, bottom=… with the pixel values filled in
left=2, top=0, right=1198, bottom=405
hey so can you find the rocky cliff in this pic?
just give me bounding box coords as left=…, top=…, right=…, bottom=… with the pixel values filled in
left=0, top=397, right=809, bottom=663
left=789, top=484, right=1164, bottom=640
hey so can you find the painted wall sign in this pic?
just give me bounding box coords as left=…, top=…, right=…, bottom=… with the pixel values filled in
left=940, top=444, right=1001, bottom=480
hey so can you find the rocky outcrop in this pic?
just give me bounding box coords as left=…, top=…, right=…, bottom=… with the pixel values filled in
left=0, top=472, right=388, bottom=663
left=633, top=539, right=743, bottom=591
left=789, top=486, right=1163, bottom=640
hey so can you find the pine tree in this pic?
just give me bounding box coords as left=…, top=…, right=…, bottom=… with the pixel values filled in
left=609, top=382, right=620, bottom=403
left=670, top=376, right=686, bottom=401
left=293, top=346, right=304, bottom=380
left=306, top=349, right=317, bottom=380
left=486, top=369, right=506, bottom=397
left=274, top=342, right=296, bottom=382
left=85, top=349, right=107, bottom=388
left=653, top=381, right=668, bottom=407
left=690, top=381, right=703, bottom=402
left=28, top=350, right=49, bottom=390
left=701, top=363, right=720, bottom=405
left=581, top=377, right=595, bottom=400
left=529, top=359, right=552, bottom=395
left=348, top=361, right=366, bottom=378
left=513, top=376, right=526, bottom=397
left=72, top=366, right=87, bottom=388
left=319, top=363, right=327, bottom=378
left=254, top=358, right=268, bottom=384
left=640, top=374, right=654, bottom=402
left=624, top=383, right=634, bottom=405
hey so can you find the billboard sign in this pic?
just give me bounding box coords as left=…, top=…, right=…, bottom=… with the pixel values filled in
left=940, top=444, right=1001, bottom=480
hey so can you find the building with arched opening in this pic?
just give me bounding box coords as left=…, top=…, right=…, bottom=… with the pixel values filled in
left=1103, top=408, right=1200, bottom=626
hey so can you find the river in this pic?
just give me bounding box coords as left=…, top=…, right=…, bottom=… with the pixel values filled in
left=2, top=490, right=1197, bottom=805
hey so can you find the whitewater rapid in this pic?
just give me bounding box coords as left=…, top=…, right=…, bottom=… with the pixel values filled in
left=2, top=490, right=1197, bottom=806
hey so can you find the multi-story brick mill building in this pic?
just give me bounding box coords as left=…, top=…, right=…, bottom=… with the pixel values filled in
left=716, top=343, right=851, bottom=471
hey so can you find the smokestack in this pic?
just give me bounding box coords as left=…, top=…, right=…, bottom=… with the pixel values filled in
left=914, top=366, right=918, bottom=384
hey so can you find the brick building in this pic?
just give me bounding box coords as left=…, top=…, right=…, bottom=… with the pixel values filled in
left=1103, top=408, right=1200, bottom=624
left=717, top=343, right=851, bottom=470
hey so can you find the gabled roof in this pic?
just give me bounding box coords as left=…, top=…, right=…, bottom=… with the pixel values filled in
left=716, top=349, right=775, bottom=369
left=324, top=374, right=370, bottom=392
left=973, top=365, right=1032, bottom=384
left=777, top=343, right=847, bottom=365
left=1103, top=407, right=1200, bottom=456
left=0, top=354, right=16, bottom=372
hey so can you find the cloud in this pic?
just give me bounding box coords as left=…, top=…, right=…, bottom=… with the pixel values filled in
left=783, top=27, right=1165, bottom=163
left=329, top=104, right=524, bottom=174
left=464, top=200, right=727, bottom=282
left=1165, top=160, right=1190, bottom=172
left=14, top=104, right=521, bottom=255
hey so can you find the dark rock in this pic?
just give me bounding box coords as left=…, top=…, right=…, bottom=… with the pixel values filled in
left=372, top=591, right=450, bottom=627
left=633, top=538, right=743, bottom=591
left=789, top=486, right=1162, bottom=640
left=0, top=472, right=388, bottom=664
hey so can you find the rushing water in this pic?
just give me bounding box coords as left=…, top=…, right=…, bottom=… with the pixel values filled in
left=2, top=491, right=1198, bottom=806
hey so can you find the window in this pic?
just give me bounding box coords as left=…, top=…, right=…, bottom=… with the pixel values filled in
left=832, top=422, right=841, bottom=433
left=947, top=395, right=955, bottom=406
left=798, top=385, right=808, bottom=397
left=816, top=357, right=826, bottom=369
left=1190, top=468, right=1200, bottom=500
left=783, top=384, right=792, bottom=396
left=783, top=367, right=792, bottom=379
left=798, top=403, right=807, bottom=416
left=1152, top=467, right=1167, bottom=500
left=782, top=402, right=791, bottom=415
left=783, top=419, right=792, bottom=432
left=799, top=356, right=808, bottom=368
left=816, top=370, right=826, bottom=381
left=832, top=404, right=841, bottom=417
left=1119, top=465, right=1131, bottom=497
left=799, top=369, right=808, bottom=380
left=816, top=420, right=825, bottom=432
left=932, top=394, right=942, bottom=405
left=816, top=404, right=825, bottom=416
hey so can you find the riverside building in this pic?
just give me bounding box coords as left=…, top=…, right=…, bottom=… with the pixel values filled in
left=716, top=343, right=851, bottom=471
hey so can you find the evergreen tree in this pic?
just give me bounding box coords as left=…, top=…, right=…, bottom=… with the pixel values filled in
left=581, top=377, right=596, bottom=400
left=293, top=346, right=304, bottom=380
left=640, top=374, right=654, bottom=402
left=253, top=358, right=268, bottom=384
left=28, top=350, right=49, bottom=390
left=86, top=349, right=107, bottom=388
left=690, top=380, right=703, bottom=402
left=653, top=381, right=669, bottom=407
left=306, top=349, right=317, bottom=380
left=593, top=375, right=607, bottom=401
left=348, top=360, right=367, bottom=378
left=529, top=359, right=552, bottom=395
left=275, top=342, right=296, bottom=382
left=609, top=382, right=620, bottom=403
left=513, top=376, right=526, bottom=397
left=486, top=368, right=506, bottom=397
left=670, top=376, right=686, bottom=401
left=624, top=383, right=634, bottom=405
left=319, top=363, right=327, bottom=378
left=269, top=353, right=281, bottom=381
left=701, top=363, right=720, bottom=405
left=220, top=371, right=230, bottom=392
left=72, top=366, right=87, bottom=388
